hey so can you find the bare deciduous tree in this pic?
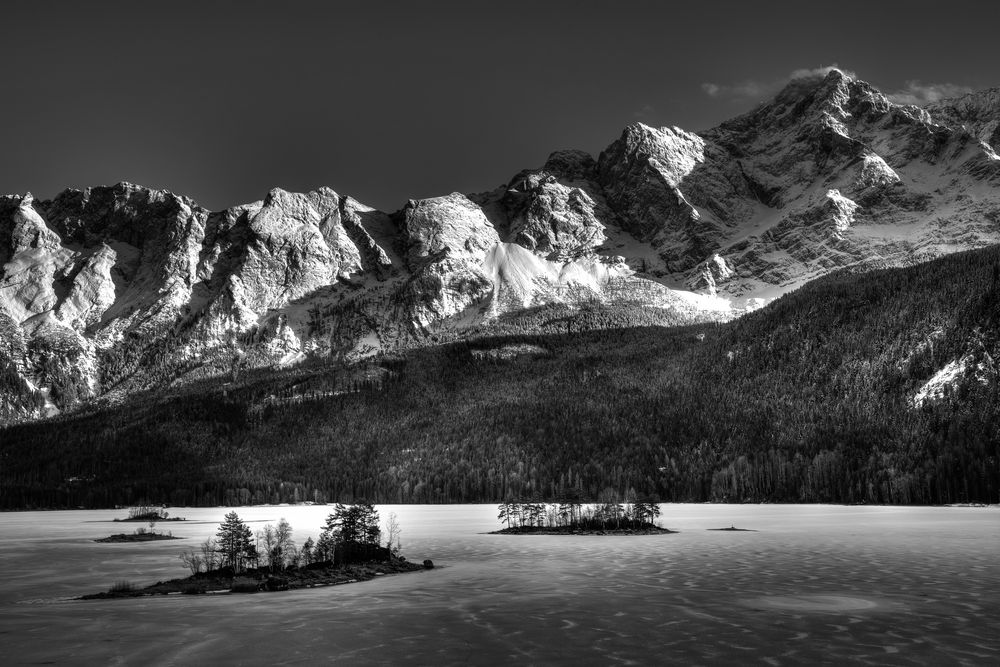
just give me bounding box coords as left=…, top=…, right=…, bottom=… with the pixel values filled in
left=257, top=524, right=277, bottom=571
left=273, top=518, right=295, bottom=569
left=179, top=548, right=203, bottom=575
left=383, top=512, right=402, bottom=556
left=200, top=537, right=219, bottom=572
left=257, top=518, right=296, bottom=572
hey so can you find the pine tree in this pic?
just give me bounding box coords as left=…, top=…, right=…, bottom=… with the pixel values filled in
left=315, top=530, right=337, bottom=562
left=324, top=502, right=380, bottom=545
left=497, top=501, right=515, bottom=528
left=216, top=511, right=256, bottom=573
left=300, top=536, right=315, bottom=565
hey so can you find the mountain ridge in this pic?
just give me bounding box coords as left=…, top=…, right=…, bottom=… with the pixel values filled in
left=3, top=244, right=997, bottom=508
left=2, top=69, right=999, bottom=424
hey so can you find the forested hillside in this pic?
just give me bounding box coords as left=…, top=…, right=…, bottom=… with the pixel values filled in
left=2, top=247, right=998, bottom=508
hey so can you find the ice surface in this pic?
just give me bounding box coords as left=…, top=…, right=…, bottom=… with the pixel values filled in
left=0, top=504, right=996, bottom=665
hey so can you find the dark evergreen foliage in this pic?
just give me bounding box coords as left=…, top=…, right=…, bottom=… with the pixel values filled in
left=2, top=247, right=999, bottom=507
left=496, top=499, right=664, bottom=532
left=215, top=511, right=256, bottom=572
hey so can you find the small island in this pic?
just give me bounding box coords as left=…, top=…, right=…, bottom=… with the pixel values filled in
left=83, top=503, right=430, bottom=599
left=490, top=498, right=675, bottom=535
left=96, top=505, right=185, bottom=542
left=95, top=531, right=181, bottom=543
left=112, top=505, right=186, bottom=522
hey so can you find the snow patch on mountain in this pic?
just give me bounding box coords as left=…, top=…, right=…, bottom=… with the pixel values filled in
left=826, top=189, right=859, bottom=236
left=911, top=353, right=993, bottom=408
left=856, top=153, right=901, bottom=190
left=688, top=253, right=735, bottom=295
left=483, top=242, right=626, bottom=310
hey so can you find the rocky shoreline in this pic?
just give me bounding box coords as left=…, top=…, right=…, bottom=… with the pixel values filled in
left=80, top=558, right=432, bottom=600
left=489, top=526, right=675, bottom=536
left=94, top=532, right=182, bottom=543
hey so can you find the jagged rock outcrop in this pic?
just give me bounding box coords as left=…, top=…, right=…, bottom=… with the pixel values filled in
left=592, top=70, right=1000, bottom=298
left=688, top=253, right=735, bottom=295
left=927, top=88, right=1000, bottom=152
left=2, top=68, right=999, bottom=424
left=398, top=193, right=500, bottom=327
left=0, top=183, right=409, bottom=420
left=598, top=123, right=742, bottom=270
left=472, top=150, right=612, bottom=258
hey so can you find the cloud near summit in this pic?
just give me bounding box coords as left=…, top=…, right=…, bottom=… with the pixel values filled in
left=886, top=81, right=974, bottom=106
left=703, top=66, right=973, bottom=107
left=701, top=65, right=856, bottom=102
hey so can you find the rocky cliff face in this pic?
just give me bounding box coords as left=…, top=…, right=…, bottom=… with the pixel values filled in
left=596, top=71, right=1000, bottom=298
left=472, top=150, right=612, bottom=258
left=2, top=69, right=999, bottom=423
left=927, top=88, right=1000, bottom=152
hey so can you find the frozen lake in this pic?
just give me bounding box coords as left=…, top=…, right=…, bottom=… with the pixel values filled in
left=0, top=504, right=997, bottom=665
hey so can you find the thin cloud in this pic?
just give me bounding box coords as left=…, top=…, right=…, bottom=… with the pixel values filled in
left=701, top=64, right=855, bottom=102
left=632, top=104, right=657, bottom=119
left=887, top=81, right=973, bottom=106
left=701, top=80, right=767, bottom=99
left=788, top=65, right=857, bottom=81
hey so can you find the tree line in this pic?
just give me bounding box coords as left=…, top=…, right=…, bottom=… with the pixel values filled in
left=1, top=246, right=999, bottom=507
left=497, top=494, right=662, bottom=531
left=179, top=502, right=400, bottom=576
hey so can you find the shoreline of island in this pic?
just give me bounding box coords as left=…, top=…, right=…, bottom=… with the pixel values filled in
left=489, top=526, right=676, bottom=535
left=79, top=557, right=432, bottom=600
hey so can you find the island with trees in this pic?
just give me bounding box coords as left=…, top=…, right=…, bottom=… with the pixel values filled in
left=491, top=496, right=675, bottom=535
left=96, top=505, right=185, bottom=542
left=112, top=505, right=186, bottom=523
left=83, top=503, right=429, bottom=599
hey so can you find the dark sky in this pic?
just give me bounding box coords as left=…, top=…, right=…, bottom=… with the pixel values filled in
left=2, top=0, right=997, bottom=212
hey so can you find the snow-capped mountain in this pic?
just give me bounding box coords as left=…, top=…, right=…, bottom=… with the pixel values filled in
left=2, top=69, right=998, bottom=423
left=602, top=70, right=1000, bottom=298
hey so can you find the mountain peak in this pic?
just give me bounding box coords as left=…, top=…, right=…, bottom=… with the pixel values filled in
left=3, top=70, right=1000, bottom=427
left=541, top=150, right=597, bottom=181
left=770, top=67, right=858, bottom=110
left=769, top=66, right=851, bottom=96
left=823, top=66, right=852, bottom=82
left=712, top=68, right=897, bottom=142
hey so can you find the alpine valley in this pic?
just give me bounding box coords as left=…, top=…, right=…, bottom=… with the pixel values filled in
left=2, top=69, right=998, bottom=508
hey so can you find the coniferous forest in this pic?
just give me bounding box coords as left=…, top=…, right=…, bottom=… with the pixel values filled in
left=1, top=246, right=998, bottom=509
